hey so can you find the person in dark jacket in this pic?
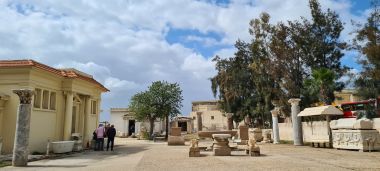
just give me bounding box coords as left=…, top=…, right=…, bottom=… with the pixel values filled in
left=106, top=124, right=117, bottom=151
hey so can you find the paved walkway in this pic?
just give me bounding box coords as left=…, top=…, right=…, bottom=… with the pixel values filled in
left=3, top=138, right=380, bottom=171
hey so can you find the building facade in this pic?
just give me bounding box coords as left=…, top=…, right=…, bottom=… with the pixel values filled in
left=333, top=89, right=362, bottom=105
left=110, top=108, right=164, bottom=137
left=189, top=100, right=227, bottom=131
left=0, top=60, right=108, bottom=154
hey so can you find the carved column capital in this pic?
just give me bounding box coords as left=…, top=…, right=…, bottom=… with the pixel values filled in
left=271, top=109, right=280, bottom=117
left=13, top=89, right=34, bottom=104
left=196, top=112, right=202, bottom=116
left=288, top=98, right=301, bottom=106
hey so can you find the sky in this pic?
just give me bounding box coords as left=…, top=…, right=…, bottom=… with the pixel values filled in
left=0, top=0, right=373, bottom=121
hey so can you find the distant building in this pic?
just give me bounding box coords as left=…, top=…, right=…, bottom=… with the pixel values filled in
left=189, top=100, right=227, bottom=131
left=110, top=108, right=164, bottom=137
left=334, top=89, right=363, bottom=105
left=0, top=59, right=108, bottom=154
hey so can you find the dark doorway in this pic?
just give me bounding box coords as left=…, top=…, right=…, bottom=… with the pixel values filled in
left=128, top=120, right=135, bottom=136
left=178, top=122, right=187, bottom=132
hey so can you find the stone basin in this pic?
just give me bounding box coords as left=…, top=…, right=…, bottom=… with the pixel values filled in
left=198, top=130, right=237, bottom=138
left=51, top=141, right=74, bottom=153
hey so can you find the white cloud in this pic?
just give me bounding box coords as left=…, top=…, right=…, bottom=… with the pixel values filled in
left=0, top=0, right=370, bottom=121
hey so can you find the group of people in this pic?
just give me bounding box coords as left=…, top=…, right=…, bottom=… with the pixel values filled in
left=93, top=123, right=116, bottom=151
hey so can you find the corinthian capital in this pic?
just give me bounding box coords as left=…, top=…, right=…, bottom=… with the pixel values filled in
left=13, top=89, right=34, bottom=104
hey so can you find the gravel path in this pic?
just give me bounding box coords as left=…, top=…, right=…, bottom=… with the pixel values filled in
left=3, top=138, right=380, bottom=171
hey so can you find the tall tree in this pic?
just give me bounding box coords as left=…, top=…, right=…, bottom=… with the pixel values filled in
left=129, top=81, right=183, bottom=139
left=129, top=91, right=156, bottom=137
left=148, top=81, right=183, bottom=139
left=353, top=0, right=380, bottom=99
left=211, top=40, right=256, bottom=125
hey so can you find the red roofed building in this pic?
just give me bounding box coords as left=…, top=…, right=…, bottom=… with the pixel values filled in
left=0, top=59, right=108, bottom=154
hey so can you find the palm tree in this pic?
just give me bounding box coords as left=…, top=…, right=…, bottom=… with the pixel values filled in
left=304, top=68, right=337, bottom=105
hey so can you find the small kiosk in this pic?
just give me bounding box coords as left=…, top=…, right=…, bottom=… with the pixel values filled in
left=298, top=105, right=343, bottom=148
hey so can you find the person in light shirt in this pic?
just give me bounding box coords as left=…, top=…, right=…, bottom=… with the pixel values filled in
left=95, top=124, right=105, bottom=151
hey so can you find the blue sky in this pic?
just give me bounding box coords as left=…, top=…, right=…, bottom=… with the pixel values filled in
left=0, top=0, right=374, bottom=121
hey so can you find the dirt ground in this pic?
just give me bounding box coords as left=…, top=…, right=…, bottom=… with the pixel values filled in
left=3, top=138, right=380, bottom=171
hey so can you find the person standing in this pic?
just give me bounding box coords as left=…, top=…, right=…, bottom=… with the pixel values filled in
left=95, top=124, right=105, bottom=151
left=107, top=125, right=116, bottom=151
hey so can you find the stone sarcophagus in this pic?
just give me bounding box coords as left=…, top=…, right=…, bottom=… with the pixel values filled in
left=330, top=118, right=380, bottom=151
left=332, top=129, right=380, bottom=151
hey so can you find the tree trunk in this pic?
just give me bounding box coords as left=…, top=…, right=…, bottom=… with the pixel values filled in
left=165, top=114, right=169, bottom=139
left=149, top=118, right=155, bottom=140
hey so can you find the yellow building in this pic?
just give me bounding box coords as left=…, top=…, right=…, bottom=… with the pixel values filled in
left=333, top=89, right=362, bottom=105
left=0, top=60, right=108, bottom=154
left=189, top=100, right=227, bottom=131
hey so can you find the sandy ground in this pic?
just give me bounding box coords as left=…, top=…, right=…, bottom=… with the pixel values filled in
left=3, top=138, right=380, bottom=171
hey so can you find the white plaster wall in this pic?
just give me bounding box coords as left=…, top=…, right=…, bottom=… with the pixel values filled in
left=279, top=121, right=332, bottom=142
left=110, top=112, right=126, bottom=136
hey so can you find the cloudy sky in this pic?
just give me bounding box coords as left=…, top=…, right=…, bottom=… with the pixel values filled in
left=0, top=0, right=372, bottom=121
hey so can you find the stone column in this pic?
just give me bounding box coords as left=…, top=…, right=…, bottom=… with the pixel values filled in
left=84, top=97, right=91, bottom=142
left=12, top=89, right=34, bottom=166
left=288, top=98, right=303, bottom=146
left=226, top=113, right=233, bottom=130
left=64, top=92, right=74, bottom=140
left=271, top=109, right=280, bottom=144
left=196, top=112, right=202, bottom=131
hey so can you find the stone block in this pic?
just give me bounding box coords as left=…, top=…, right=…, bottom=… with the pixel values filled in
left=353, top=119, right=373, bottom=130
left=189, top=148, right=200, bottom=157
left=330, top=118, right=356, bottom=130
left=249, top=147, right=260, bottom=156
left=171, top=127, right=182, bottom=136
left=213, top=147, right=231, bottom=156
left=168, top=136, right=185, bottom=145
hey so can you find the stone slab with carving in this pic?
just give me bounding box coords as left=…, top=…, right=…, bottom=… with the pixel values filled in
left=238, top=125, right=249, bottom=145
left=249, top=128, right=263, bottom=142
left=168, top=136, right=185, bottom=145
left=332, top=129, right=380, bottom=151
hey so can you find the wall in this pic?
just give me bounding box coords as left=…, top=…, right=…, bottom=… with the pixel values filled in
left=279, top=121, right=330, bottom=142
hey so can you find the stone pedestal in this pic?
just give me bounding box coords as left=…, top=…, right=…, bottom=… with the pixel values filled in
left=271, top=109, right=280, bottom=144
left=288, top=98, right=303, bottom=146
left=212, top=134, right=231, bottom=156
left=12, top=89, right=34, bottom=167
left=246, top=139, right=260, bottom=156
left=196, top=112, right=202, bottom=131
left=226, top=113, right=234, bottom=130
left=238, top=124, right=249, bottom=145
left=189, top=147, right=200, bottom=157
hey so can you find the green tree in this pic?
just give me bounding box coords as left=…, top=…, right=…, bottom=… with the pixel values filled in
left=148, top=81, right=183, bottom=139
left=129, top=81, right=183, bottom=139
left=211, top=40, right=256, bottom=125
left=129, top=91, right=156, bottom=137
left=353, top=0, right=380, bottom=99
left=304, top=68, right=337, bottom=105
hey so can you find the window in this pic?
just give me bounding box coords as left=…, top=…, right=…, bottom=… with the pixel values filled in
left=42, top=90, right=49, bottom=109
left=34, top=88, right=56, bottom=111
left=211, top=116, right=214, bottom=120
left=34, top=89, right=42, bottom=108
left=91, top=100, right=97, bottom=114
left=50, top=92, right=56, bottom=110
